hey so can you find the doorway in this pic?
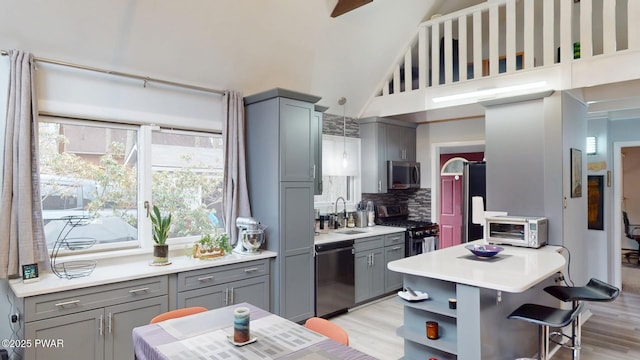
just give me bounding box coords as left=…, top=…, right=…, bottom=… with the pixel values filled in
left=438, top=151, right=484, bottom=249
left=613, top=142, right=640, bottom=289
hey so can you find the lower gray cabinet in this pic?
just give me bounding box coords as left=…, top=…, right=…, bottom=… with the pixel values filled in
left=354, top=236, right=385, bottom=303
left=384, top=233, right=406, bottom=293
left=177, top=275, right=269, bottom=310
left=25, top=308, right=105, bottom=360
left=176, top=259, right=270, bottom=311
left=22, top=276, right=169, bottom=360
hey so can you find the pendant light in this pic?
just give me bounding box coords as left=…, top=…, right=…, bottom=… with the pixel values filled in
left=338, top=97, right=348, bottom=168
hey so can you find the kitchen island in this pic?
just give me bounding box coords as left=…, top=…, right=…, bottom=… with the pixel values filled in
left=388, top=240, right=566, bottom=360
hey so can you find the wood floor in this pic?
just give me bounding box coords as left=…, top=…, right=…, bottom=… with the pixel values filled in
left=333, top=268, right=640, bottom=360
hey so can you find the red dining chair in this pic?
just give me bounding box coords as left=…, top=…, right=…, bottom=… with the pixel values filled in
left=304, top=317, right=349, bottom=346
left=149, top=306, right=208, bottom=324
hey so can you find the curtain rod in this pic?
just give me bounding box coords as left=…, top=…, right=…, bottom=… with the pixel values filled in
left=0, top=49, right=225, bottom=96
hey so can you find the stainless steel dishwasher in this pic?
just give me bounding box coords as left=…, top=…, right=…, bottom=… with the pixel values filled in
left=315, top=240, right=355, bottom=318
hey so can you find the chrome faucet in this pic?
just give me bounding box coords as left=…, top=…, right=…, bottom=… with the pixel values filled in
left=335, top=196, right=347, bottom=227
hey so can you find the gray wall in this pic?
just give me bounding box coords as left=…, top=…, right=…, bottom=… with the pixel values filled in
left=485, top=99, right=547, bottom=216
left=484, top=91, right=589, bottom=285
left=561, top=92, right=589, bottom=285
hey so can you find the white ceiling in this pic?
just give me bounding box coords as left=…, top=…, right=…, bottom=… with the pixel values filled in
left=0, top=0, right=488, bottom=118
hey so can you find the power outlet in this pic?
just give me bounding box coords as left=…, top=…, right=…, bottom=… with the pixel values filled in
left=10, top=313, right=19, bottom=323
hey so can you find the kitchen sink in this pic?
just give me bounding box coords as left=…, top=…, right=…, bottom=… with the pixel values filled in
left=336, top=229, right=367, bottom=235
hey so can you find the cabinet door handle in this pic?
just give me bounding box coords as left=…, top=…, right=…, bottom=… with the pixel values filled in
left=197, top=275, right=214, bottom=281
left=128, top=287, right=150, bottom=294
left=230, top=287, right=235, bottom=304
left=108, top=312, right=112, bottom=335
left=55, top=299, right=80, bottom=308
left=378, top=181, right=381, bottom=192
left=392, top=246, right=402, bottom=251
left=312, top=165, right=316, bottom=179
left=99, top=314, right=104, bottom=336
left=371, top=253, right=375, bottom=266
left=244, top=267, right=258, bottom=273
left=224, top=288, right=229, bottom=306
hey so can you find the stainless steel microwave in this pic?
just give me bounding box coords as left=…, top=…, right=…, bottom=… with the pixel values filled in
left=486, top=216, right=548, bottom=248
left=387, top=161, right=420, bottom=190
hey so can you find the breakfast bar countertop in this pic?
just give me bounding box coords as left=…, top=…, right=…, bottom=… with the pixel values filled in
left=388, top=240, right=565, bottom=293
left=10, top=250, right=277, bottom=298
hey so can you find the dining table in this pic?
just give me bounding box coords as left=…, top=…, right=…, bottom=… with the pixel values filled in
left=132, top=302, right=376, bottom=360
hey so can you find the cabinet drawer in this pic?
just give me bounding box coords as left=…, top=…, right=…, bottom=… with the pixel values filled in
left=177, top=259, right=269, bottom=292
left=384, top=232, right=405, bottom=247
left=354, top=236, right=384, bottom=252
left=24, top=276, right=168, bottom=322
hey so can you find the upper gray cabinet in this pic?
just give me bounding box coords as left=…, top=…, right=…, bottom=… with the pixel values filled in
left=358, top=117, right=417, bottom=193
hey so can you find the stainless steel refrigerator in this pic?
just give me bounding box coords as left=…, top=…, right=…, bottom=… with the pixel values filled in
left=462, top=161, right=486, bottom=243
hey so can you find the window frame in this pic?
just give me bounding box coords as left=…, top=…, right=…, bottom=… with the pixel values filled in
left=38, top=116, right=224, bottom=258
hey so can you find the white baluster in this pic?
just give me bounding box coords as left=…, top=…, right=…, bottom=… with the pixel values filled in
left=458, top=14, right=468, bottom=81
left=418, top=26, right=427, bottom=89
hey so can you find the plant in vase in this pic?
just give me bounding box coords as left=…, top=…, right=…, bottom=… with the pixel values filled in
left=150, top=205, right=172, bottom=264
left=194, top=228, right=231, bottom=259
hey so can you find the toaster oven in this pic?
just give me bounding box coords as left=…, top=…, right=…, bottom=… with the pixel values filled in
left=486, top=216, right=548, bottom=248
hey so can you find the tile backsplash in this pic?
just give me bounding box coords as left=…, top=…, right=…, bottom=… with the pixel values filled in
left=362, top=188, right=432, bottom=222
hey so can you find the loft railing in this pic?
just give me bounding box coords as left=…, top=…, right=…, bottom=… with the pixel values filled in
left=376, top=0, right=640, bottom=98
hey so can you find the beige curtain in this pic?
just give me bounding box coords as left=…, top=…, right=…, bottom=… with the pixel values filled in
left=0, top=50, right=49, bottom=279
left=222, top=91, right=251, bottom=245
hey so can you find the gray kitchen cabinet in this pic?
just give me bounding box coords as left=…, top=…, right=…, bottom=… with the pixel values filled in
left=358, top=117, right=418, bottom=193
left=384, top=232, right=406, bottom=293
left=354, top=236, right=385, bottom=303
left=176, top=259, right=270, bottom=310
left=312, top=105, right=327, bottom=195
left=20, top=276, right=169, bottom=360
left=245, top=88, right=321, bottom=322
left=386, top=122, right=416, bottom=161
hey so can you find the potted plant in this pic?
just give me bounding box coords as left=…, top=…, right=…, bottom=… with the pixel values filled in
left=150, top=205, right=172, bottom=264
left=194, top=228, right=231, bottom=259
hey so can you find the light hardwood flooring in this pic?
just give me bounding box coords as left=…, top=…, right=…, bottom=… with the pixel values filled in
left=333, top=270, right=640, bottom=360
left=331, top=296, right=404, bottom=360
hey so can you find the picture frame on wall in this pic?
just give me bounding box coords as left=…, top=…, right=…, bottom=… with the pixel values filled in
left=588, top=175, right=604, bottom=230
left=570, top=148, right=582, bottom=198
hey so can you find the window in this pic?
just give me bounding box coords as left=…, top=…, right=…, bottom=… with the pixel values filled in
left=440, top=157, right=467, bottom=176
left=38, top=117, right=224, bottom=253
left=150, top=129, right=225, bottom=239
left=314, top=135, right=361, bottom=212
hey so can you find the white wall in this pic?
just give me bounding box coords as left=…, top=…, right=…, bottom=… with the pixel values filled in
left=561, top=92, right=590, bottom=286
left=586, top=118, right=610, bottom=282
left=416, top=117, right=485, bottom=189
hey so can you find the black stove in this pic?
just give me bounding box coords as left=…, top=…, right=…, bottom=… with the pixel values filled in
left=378, top=205, right=439, bottom=256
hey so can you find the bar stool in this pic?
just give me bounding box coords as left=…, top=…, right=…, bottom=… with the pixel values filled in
left=544, top=278, right=620, bottom=360
left=508, top=302, right=584, bottom=360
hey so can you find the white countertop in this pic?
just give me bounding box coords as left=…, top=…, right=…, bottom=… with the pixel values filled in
left=314, top=225, right=405, bottom=245
left=10, top=250, right=277, bottom=298
left=387, top=240, right=565, bottom=293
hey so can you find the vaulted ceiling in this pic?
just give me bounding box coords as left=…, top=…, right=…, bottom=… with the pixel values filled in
left=0, top=0, right=485, bottom=118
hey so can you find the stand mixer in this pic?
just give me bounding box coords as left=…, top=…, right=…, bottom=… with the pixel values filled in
left=234, top=217, right=265, bottom=255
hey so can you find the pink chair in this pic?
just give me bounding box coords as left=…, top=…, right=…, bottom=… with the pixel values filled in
left=149, top=306, right=208, bottom=324
left=304, top=317, right=349, bottom=346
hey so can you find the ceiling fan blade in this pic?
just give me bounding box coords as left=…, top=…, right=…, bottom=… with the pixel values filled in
left=331, top=0, right=373, bottom=18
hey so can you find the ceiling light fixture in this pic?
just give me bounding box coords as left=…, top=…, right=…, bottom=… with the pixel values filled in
left=431, top=81, right=549, bottom=103
left=338, top=97, right=348, bottom=168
